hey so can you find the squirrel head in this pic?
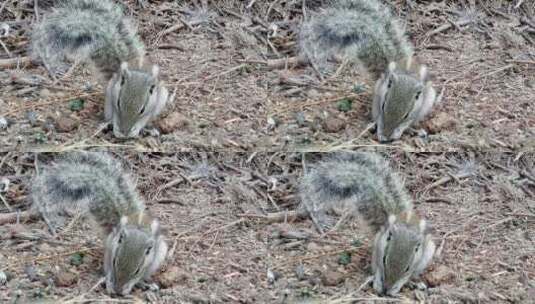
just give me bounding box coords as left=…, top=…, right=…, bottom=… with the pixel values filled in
left=106, top=62, right=169, bottom=138
left=373, top=61, right=437, bottom=143
left=104, top=216, right=165, bottom=295
left=371, top=215, right=435, bottom=296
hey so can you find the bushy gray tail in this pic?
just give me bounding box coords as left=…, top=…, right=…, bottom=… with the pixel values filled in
left=298, top=0, right=413, bottom=76
left=31, top=152, right=144, bottom=234
left=31, top=0, right=144, bottom=80
left=299, top=151, right=412, bottom=231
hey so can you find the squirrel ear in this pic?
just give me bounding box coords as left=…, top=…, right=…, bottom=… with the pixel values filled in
left=388, top=62, right=396, bottom=73
left=151, top=65, right=160, bottom=77
left=419, top=219, right=427, bottom=232
left=151, top=220, right=160, bottom=235
left=406, top=210, right=413, bottom=221
left=387, top=215, right=396, bottom=226
left=120, top=62, right=129, bottom=72
left=120, top=216, right=128, bottom=227
left=418, top=65, right=428, bottom=81
left=120, top=62, right=130, bottom=79
left=406, top=56, right=413, bottom=69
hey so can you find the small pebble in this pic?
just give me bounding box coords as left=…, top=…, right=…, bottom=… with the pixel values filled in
left=323, top=116, right=346, bottom=133
left=156, top=266, right=189, bottom=288
left=306, top=242, right=321, bottom=252
left=24, top=265, right=39, bottom=282
left=307, top=270, right=322, bottom=286
left=42, top=119, right=56, bottom=132
left=54, top=270, right=78, bottom=287
left=39, top=243, right=53, bottom=253
left=82, top=82, right=94, bottom=92
left=266, top=116, right=278, bottom=130
left=295, top=264, right=306, bottom=280
left=0, top=23, right=9, bottom=37
left=321, top=270, right=345, bottom=286
left=424, top=112, right=456, bottom=134
left=0, top=116, right=8, bottom=129
left=39, top=88, right=51, bottom=98
left=267, top=269, right=280, bottom=284
left=55, top=115, right=79, bottom=132
left=0, top=271, right=7, bottom=285
left=295, top=112, right=307, bottom=127
left=307, top=88, right=320, bottom=98
left=423, top=265, right=456, bottom=287
left=0, top=177, right=9, bottom=193
left=26, top=111, right=39, bottom=127
left=310, top=116, right=322, bottom=132
left=154, top=112, right=189, bottom=134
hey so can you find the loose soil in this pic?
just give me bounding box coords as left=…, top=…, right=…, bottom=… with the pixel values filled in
left=0, top=152, right=533, bottom=303
left=0, top=1, right=534, bottom=151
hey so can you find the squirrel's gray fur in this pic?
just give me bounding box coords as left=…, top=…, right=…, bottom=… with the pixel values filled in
left=299, top=0, right=440, bottom=142
left=31, top=151, right=144, bottom=233
left=31, top=152, right=167, bottom=296
left=299, top=0, right=412, bottom=76
left=299, top=151, right=435, bottom=296
left=299, top=151, right=412, bottom=231
left=31, top=0, right=144, bottom=80
left=31, top=0, right=171, bottom=139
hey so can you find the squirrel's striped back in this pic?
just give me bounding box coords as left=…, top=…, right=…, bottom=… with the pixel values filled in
left=31, top=152, right=145, bottom=234
left=299, top=152, right=413, bottom=231
left=299, top=0, right=412, bottom=76
left=31, top=0, right=144, bottom=80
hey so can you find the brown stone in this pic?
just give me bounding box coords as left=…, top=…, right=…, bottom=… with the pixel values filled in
left=156, top=266, right=188, bottom=289
left=155, top=112, right=189, bottom=134
left=323, top=116, right=346, bottom=133
left=55, top=270, right=78, bottom=287
left=306, top=242, right=322, bottom=252
left=321, top=270, right=345, bottom=286
left=55, top=115, right=79, bottom=132
left=424, top=112, right=456, bottom=134
left=423, top=265, right=456, bottom=287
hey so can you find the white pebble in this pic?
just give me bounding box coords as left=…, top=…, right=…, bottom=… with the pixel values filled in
left=0, top=178, right=9, bottom=193
left=0, top=23, right=9, bottom=37
left=0, top=271, right=7, bottom=285
left=0, top=116, right=7, bottom=129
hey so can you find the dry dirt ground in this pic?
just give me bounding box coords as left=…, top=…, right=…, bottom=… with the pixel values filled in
left=0, top=151, right=533, bottom=303
left=0, top=0, right=534, bottom=304
left=0, top=1, right=534, bottom=151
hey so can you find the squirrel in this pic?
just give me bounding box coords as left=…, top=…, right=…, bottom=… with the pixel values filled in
left=298, top=152, right=435, bottom=296
left=31, top=152, right=168, bottom=296
left=31, top=0, right=171, bottom=139
left=298, top=0, right=440, bottom=142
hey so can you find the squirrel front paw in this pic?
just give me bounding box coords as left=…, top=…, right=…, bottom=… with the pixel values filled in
left=407, top=280, right=427, bottom=291
left=141, top=126, right=160, bottom=137
left=135, top=280, right=160, bottom=292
